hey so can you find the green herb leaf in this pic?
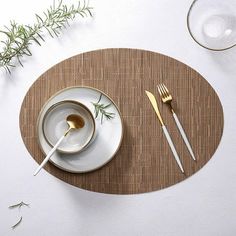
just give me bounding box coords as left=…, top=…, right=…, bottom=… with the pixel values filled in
left=11, top=216, right=23, bottom=229
left=0, top=0, right=92, bottom=73
left=92, top=94, right=116, bottom=124
left=9, top=201, right=30, bottom=209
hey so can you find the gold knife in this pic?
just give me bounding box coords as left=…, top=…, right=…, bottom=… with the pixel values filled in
left=145, top=90, right=184, bottom=173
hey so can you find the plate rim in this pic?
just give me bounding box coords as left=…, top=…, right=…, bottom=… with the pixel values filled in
left=36, top=85, right=124, bottom=173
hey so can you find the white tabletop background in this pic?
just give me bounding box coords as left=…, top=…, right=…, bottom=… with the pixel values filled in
left=0, top=0, right=236, bottom=235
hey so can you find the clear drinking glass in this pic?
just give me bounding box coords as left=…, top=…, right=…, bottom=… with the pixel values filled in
left=187, top=0, right=236, bottom=51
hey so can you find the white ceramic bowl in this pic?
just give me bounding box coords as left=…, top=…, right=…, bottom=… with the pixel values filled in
left=42, top=100, right=95, bottom=153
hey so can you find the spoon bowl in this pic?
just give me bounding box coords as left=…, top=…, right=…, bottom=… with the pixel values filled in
left=65, top=114, right=85, bottom=135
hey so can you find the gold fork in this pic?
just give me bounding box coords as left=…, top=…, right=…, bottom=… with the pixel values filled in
left=157, top=83, right=196, bottom=161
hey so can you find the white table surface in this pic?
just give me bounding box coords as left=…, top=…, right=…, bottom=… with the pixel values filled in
left=1, top=0, right=236, bottom=235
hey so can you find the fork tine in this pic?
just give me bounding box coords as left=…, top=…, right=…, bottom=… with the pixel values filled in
left=162, top=84, right=170, bottom=97
left=162, top=83, right=170, bottom=95
left=157, top=84, right=163, bottom=97
left=160, top=84, right=168, bottom=98
left=158, top=84, right=166, bottom=98
left=159, top=84, right=167, bottom=97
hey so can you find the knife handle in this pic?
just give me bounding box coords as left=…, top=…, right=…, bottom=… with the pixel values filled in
left=172, top=112, right=196, bottom=161
left=162, top=125, right=184, bottom=173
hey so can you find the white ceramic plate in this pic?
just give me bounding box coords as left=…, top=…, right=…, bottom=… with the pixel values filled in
left=37, top=86, right=123, bottom=173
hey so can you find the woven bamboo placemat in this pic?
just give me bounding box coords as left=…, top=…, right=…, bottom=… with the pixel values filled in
left=20, top=48, right=224, bottom=194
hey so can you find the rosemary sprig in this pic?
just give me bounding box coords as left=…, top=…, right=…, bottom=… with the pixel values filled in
left=11, top=216, right=23, bottom=230
left=9, top=201, right=30, bottom=210
left=9, top=201, right=30, bottom=229
left=0, top=0, right=92, bottom=73
left=92, top=94, right=115, bottom=124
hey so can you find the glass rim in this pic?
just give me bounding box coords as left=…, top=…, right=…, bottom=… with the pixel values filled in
left=187, top=0, right=236, bottom=51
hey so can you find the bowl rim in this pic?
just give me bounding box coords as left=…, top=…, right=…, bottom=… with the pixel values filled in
left=187, top=0, right=236, bottom=51
left=42, top=100, right=96, bottom=154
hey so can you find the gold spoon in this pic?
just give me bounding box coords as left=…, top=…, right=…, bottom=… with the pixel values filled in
left=34, top=114, right=85, bottom=176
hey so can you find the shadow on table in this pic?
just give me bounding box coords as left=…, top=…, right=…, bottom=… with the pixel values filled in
left=54, top=177, right=136, bottom=229
left=208, top=46, right=236, bottom=75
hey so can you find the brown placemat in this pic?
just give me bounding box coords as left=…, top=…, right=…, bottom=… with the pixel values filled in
left=20, top=48, right=224, bottom=194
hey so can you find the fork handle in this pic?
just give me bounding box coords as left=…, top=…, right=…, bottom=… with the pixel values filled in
left=172, top=112, right=196, bottom=161
left=162, top=125, right=185, bottom=173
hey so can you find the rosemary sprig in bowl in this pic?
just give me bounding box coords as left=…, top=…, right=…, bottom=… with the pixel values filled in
left=92, top=94, right=115, bottom=124
left=0, top=0, right=92, bottom=73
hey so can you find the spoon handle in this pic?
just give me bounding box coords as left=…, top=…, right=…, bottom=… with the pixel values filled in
left=33, top=135, right=65, bottom=176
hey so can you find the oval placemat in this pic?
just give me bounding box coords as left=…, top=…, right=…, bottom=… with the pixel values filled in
left=20, top=48, right=224, bottom=194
